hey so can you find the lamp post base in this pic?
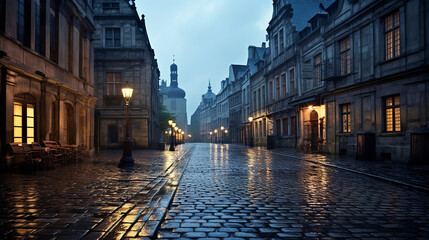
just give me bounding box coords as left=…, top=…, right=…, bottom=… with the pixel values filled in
left=119, top=138, right=134, bottom=167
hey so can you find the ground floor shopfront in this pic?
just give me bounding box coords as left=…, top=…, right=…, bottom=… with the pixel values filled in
left=0, top=64, right=96, bottom=168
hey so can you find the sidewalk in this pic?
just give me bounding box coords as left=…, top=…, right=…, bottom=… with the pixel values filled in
left=0, top=144, right=193, bottom=239
left=268, top=147, right=429, bottom=192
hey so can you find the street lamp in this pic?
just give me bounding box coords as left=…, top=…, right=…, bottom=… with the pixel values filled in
left=214, top=129, right=218, bottom=143
left=209, top=131, right=212, bottom=143
left=248, top=116, right=254, bottom=148
left=221, top=126, right=224, bottom=144
left=169, top=120, right=175, bottom=151
left=224, top=129, right=228, bottom=144
left=119, top=83, right=134, bottom=167
left=174, top=126, right=178, bottom=146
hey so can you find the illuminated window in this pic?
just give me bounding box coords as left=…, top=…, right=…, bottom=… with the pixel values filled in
left=385, top=95, right=401, bottom=132
left=106, top=72, right=121, bottom=95
left=341, top=103, right=351, bottom=133
left=340, top=36, right=351, bottom=75
left=13, top=102, right=35, bottom=143
left=385, top=10, right=400, bottom=60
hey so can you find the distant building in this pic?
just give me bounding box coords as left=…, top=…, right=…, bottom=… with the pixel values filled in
left=93, top=0, right=160, bottom=149
left=0, top=0, right=96, bottom=166
left=159, top=61, right=187, bottom=133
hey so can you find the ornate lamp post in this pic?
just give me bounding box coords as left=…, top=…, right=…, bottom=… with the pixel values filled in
left=220, top=126, right=224, bottom=144
left=209, top=131, right=212, bottom=143
left=224, top=129, right=228, bottom=144
left=174, top=126, right=178, bottom=146
left=119, top=83, right=134, bottom=167
left=169, top=120, right=175, bottom=151
left=248, top=116, right=254, bottom=148
left=214, top=129, right=218, bottom=143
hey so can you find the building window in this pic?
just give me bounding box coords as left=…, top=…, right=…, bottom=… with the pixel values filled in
left=105, top=28, right=120, bottom=47
left=340, top=36, right=351, bottom=75
left=261, top=86, right=265, bottom=107
left=281, top=73, right=286, bottom=97
left=103, top=0, right=119, bottom=13
left=0, top=0, right=5, bottom=32
left=279, top=29, right=284, bottom=53
left=314, top=54, right=322, bottom=85
left=385, top=10, right=400, bottom=60
left=35, top=0, right=45, bottom=55
left=276, top=77, right=280, bottom=100
left=108, top=125, right=118, bottom=143
left=274, top=34, right=279, bottom=56
left=14, top=102, right=35, bottom=144
left=17, top=0, right=31, bottom=47
left=385, top=95, right=401, bottom=132
left=282, top=118, right=288, bottom=136
left=340, top=104, right=351, bottom=133
left=289, top=69, right=295, bottom=95
left=276, top=119, right=281, bottom=136
left=291, top=116, right=296, bottom=135
left=269, top=81, right=274, bottom=102
left=50, top=0, right=58, bottom=62
left=106, top=73, right=121, bottom=96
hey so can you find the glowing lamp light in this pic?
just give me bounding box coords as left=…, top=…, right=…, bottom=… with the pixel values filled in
left=248, top=116, right=253, bottom=122
left=221, top=126, right=224, bottom=131
left=121, top=84, right=134, bottom=102
left=172, top=122, right=176, bottom=128
left=168, top=119, right=173, bottom=125
left=309, top=105, right=313, bottom=110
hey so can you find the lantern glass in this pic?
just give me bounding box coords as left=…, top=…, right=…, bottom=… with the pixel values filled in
left=122, top=85, right=134, bottom=101
left=248, top=116, right=253, bottom=122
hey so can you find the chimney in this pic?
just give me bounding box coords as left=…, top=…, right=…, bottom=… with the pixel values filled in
left=262, top=42, right=266, bottom=48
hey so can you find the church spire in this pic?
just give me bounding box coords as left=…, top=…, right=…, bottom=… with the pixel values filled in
left=208, top=79, right=212, bottom=92
left=170, top=58, right=178, bottom=88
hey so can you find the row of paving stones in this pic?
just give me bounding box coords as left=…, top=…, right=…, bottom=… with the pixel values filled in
left=269, top=148, right=429, bottom=191
left=0, top=144, right=193, bottom=239
left=156, top=143, right=429, bottom=240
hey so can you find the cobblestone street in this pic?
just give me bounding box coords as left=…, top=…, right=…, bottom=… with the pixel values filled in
left=157, top=143, right=429, bottom=239
left=1, top=143, right=429, bottom=239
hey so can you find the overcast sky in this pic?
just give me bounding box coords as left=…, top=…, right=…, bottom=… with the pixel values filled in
left=135, top=0, right=273, bottom=124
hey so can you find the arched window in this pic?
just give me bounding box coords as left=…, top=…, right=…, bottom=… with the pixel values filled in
left=14, top=94, right=36, bottom=144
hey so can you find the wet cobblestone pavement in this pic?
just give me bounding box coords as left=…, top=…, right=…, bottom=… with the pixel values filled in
left=0, top=145, right=192, bottom=239
left=157, top=143, right=429, bottom=240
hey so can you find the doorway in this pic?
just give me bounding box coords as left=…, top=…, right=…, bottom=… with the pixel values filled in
left=310, top=110, right=319, bottom=152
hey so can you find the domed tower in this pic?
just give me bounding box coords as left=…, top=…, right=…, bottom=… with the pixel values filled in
left=170, top=59, right=178, bottom=88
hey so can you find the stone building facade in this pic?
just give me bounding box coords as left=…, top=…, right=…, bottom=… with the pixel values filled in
left=190, top=0, right=429, bottom=163
left=93, top=0, right=160, bottom=149
left=0, top=0, right=96, bottom=167
left=159, top=61, right=187, bottom=133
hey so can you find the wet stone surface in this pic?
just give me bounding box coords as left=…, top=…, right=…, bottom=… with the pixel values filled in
left=0, top=145, right=191, bottom=239
left=157, top=143, right=429, bottom=239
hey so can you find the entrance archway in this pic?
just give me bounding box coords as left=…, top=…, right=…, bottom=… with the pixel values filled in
left=310, top=110, right=319, bottom=152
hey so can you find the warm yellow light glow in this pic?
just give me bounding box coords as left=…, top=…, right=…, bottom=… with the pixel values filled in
left=169, top=130, right=172, bottom=134
left=248, top=116, right=253, bottom=122
left=188, top=134, right=192, bottom=137
left=121, top=85, right=134, bottom=101
left=172, top=122, right=176, bottom=128
left=182, top=131, right=184, bottom=134
left=174, top=126, right=178, bottom=131
left=209, top=132, right=212, bottom=135
left=165, top=131, right=168, bottom=134
left=214, top=129, right=218, bottom=133
left=221, top=126, right=224, bottom=131
left=225, top=130, right=228, bottom=134
left=168, top=119, right=173, bottom=125
left=309, top=105, right=313, bottom=110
